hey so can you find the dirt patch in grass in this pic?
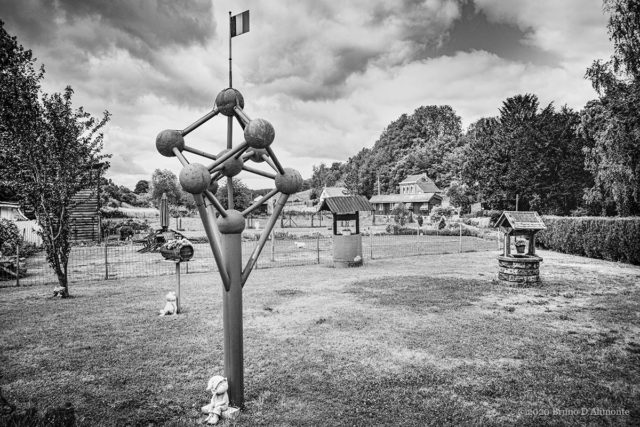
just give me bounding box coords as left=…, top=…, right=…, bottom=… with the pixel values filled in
left=1, top=250, right=639, bottom=425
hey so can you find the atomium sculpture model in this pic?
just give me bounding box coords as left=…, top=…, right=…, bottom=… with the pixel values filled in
left=155, top=87, right=302, bottom=408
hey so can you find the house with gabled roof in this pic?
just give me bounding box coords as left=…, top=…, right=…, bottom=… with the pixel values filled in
left=369, top=173, right=442, bottom=215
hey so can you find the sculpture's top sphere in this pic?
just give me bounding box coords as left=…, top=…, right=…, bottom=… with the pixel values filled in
left=179, top=163, right=211, bottom=194
left=156, top=129, right=184, bottom=157
left=275, top=168, right=303, bottom=195
left=215, top=88, right=244, bottom=117
left=217, top=149, right=244, bottom=178
left=217, top=209, right=246, bottom=234
left=244, top=119, right=275, bottom=149
left=247, top=148, right=268, bottom=163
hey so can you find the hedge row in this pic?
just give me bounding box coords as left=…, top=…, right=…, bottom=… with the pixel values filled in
left=536, top=216, right=640, bottom=265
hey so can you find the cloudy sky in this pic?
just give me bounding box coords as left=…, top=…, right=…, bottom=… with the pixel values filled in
left=1, top=0, right=613, bottom=190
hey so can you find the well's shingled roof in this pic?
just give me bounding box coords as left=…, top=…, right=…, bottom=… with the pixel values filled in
left=317, top=195, right=373, bottom=214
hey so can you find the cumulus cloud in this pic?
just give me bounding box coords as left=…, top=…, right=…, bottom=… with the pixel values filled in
left=0, top=0, right=614, bottom=188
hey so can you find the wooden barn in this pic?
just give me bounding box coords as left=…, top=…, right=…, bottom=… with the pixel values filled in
left=69, top=163, right=106, bottom=242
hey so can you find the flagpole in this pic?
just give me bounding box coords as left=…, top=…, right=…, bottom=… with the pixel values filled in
left=227, top=11, right=233, bottom=207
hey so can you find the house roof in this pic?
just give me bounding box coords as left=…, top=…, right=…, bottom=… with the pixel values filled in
left=321, top=187, right=351, bottom=198
left=369, top=193, right=441, bottom=204
left=317, top=195, right=373, bottom=214
left=400, top=173, right=426, bottom=184
left=417, top=179, right=440, bottom=193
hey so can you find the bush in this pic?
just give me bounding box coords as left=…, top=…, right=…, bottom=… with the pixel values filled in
left=537, top=216, right=640, bottom=265
left=100, top=207, right=127, bottom=218
left=101, top=218, right=151, bottom=239
left=0, top=219, right=38, bottom=257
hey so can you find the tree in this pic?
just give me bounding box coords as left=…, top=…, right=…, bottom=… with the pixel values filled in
left=215, top=178, right=252, bottom=211
left=461, top=95, right=591, bottom=214
left=580, top=0, right=640, bottom=215
left=134, top=180, right=150, bottom=194
left=150, top=169, right=182, bottom=206
left=0, top=21, right=110, bottom=296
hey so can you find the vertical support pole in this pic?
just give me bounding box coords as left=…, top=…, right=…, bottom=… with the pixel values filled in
left=104, top=239, right=109, bottom=280
left=222, top=232, right=243, bottom=408
left=316, top=233, right=320, bottom=264
left=459, top=222, right=462, bottom=253
left=15, top=241, right=20, bottom=287
left=270, top=231, right=275, bottom=262
left=528, top=232, right=536, bottom=256
left=504, top=233, right=511, bottom=257
left=175, top=262, right=181, bottom=314
left=370, top=230, right=374, bottom=260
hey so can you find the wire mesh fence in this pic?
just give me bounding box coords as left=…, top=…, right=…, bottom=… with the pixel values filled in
left=1, top=232, right=499, bottom=288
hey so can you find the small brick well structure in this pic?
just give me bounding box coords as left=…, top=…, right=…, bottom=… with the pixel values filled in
left=495, top=211, right=546, bottom=286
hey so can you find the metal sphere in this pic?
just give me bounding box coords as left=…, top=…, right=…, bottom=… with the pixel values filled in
left=179, top=163, right=211, bottom=194
left=247, top=148, right=268, bottom=163
left=156, top=129, right=184, bottom=157
left=217, top=209, right=246, bottom=234
left=217, top=149, right=244, bottom=177
left=275, top=168, right=303, bottom=195
left=244, top=118, right=275, bottom=149
left=215, top=88, right=244, bottom=117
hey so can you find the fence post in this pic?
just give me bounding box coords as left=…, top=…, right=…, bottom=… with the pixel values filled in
left=370, top=230, right=374, bottom=260
left=459, top=222, right=462, bottom=253
left=104, top=239, right=109, bottom=280
left=316, top=234, right=320, bottom=264
left=15, top=240, right=20, bottom=287
left=270, top=231, right=275, bottom=262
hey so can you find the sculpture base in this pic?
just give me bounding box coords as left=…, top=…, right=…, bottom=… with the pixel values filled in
left=497, top=255, right=542, bottom=287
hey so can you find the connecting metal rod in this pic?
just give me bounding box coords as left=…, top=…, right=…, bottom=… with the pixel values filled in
left=207, top=141, right=249, bottom=172
left=241, top=164, right=276, bottom=180
left=241, top=188, right=279, bottom=217
left=241, top=193, right=289, bottom=286
left=194, top=193, right=230, bottom=291
left=265, top=146, right=286, bottom=174
left=203, top=190, right=228, bottom=218
left=233, top=106, right=251, bottom=129
left=210, top=171, right=223, bottom=182
left=173, top=147, right=190, bottom=166
left=261, top=154, right=279, bottom=173
left=181, top=108, right=220, bottom=137
left=183, top=145, right=219, bottom=161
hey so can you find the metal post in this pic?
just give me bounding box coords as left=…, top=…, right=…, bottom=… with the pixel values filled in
left=459, top=222, right=462, bottom=253
left=15, top=241, right=20, bottom=287
left=270, top=231, right=275, bottom=262
left=175, top=262, right=181, bottom=314
left=222, top=232, right=243, bottom=408
left=104, top=239, right=109, bottom=280
left=370, top=230, right=374, bottom=260
left=316, top=233, right=320, bottom=264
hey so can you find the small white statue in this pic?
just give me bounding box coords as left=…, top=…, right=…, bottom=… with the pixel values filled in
left=201, top=375, right=229, bottom=424
left=159, top=291, right=177, bottom=316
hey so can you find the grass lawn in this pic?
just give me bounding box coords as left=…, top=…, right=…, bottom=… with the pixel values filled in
left=1, top=250, right=639, bottom=426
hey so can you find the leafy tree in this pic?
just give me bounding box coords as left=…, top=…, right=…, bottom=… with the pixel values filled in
left=580, top=0, right=640, bottom=215
left=0, top=21, right=110, bottom=296
left=134, top=180, right=150, bottom=194
left=446, top=180, right=474, bottom=214
left=150, top=169, right=182, bottom=206
left=461, top=95, right=591, bottom=214
left=215, top=178, right=252, bottom=211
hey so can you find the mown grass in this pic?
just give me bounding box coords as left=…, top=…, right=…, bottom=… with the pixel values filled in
left=1, top=252, right=639, bottom=426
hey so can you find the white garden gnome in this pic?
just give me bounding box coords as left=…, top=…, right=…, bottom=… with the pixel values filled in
left=202, top=375, right=229, bottom=424
left=159, top=291, right=177, bottom=316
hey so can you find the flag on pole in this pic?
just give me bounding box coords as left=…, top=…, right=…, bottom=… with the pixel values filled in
left=230, top=10, right=250, bottom=37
